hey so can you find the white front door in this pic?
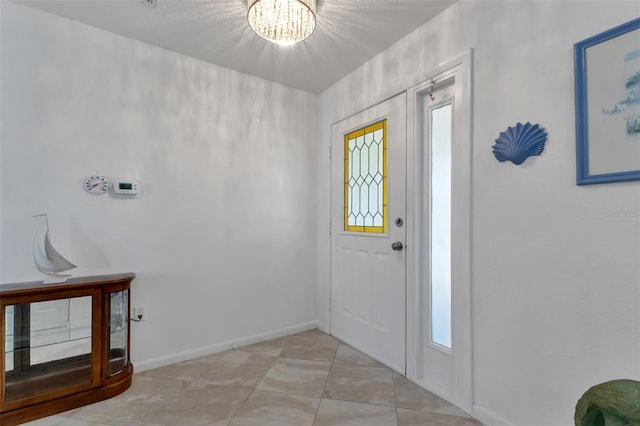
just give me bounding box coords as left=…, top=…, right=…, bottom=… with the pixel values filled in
left=330, top=93, right=406, bottom=372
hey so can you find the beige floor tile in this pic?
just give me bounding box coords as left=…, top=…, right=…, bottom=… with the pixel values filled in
left=140, top=352, right=225, bottom=382
left=433, top=405, right=474, bottom=417
left=66, top=376, right=186, bottom=425
left=281, top=332, right=339, bottom=362
left=256, top=358, right=332, bottom=397
left=181, top=352, right=227, bottom=366
left=238, top=336, right=291, bottom=356
left=168, top=351, right=275, bottom=389
left=23, top=330, right=484, bottom=426
left=323, top=364, right=395, bottom=407
left=396, top=408, right=484, bottom=426
left=290, top=330, right=341, bottom=346
left=393, top=373, right=452, bottom=412
left=228, top=418, right=296, bottom=426
left=145, top=382, right=252, bottom=426
left=22, top=416, right=109, bottom=426
left=233, top=390, right=320, bottom=426
left=333, top=343, right=384, bottom=367
left=292, top=329, right=334, bottom=338
left=219, top=350, right=277, bottom=365
left=140, top=362, right=202, bottom=381
left=313, top=398, right=398, bottom=426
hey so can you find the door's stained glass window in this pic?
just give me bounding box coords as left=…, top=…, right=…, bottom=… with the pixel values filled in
left=344, top=120, right=387, bottom=233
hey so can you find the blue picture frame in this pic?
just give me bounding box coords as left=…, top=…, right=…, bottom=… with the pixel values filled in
left=575, top=17, right=640, bottom=185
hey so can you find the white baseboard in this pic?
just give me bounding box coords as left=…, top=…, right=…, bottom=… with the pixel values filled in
left=473, top=404, right=514, bottom=426
left=133, top=321, right=319, bottom=373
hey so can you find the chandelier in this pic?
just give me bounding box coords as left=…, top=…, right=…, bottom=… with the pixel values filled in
left=247, top=0, right=316, bottom=45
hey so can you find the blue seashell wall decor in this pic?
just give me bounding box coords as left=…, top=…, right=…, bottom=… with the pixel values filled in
left=492, top=122, right=547, bottom=165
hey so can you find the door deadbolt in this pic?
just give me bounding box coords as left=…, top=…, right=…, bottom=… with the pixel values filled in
left=395, top=218, right=404, bottom=227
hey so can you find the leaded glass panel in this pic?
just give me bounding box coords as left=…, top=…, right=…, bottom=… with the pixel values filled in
left=344, top=120, right=387, bottom=233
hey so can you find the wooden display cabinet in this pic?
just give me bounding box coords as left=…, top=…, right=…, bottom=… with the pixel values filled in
left=0, top=273, right=135, bottom=425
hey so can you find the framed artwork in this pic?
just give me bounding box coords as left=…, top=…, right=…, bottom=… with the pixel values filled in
left=574, top=17, right=640, bottom=185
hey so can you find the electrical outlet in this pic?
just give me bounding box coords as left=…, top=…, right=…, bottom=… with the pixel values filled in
left=133, top=305, right=145, bottom=321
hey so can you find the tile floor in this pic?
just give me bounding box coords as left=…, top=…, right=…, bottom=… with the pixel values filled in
left=24, top=329, right=484, bottom=426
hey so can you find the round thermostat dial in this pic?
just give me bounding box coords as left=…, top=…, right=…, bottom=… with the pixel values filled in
left=83, top=176, right=110, bottom=194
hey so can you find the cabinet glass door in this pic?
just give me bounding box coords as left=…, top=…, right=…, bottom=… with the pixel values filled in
left=108, top=290, right=128, bottom=376
left=3, top=296, right=93, bottom=402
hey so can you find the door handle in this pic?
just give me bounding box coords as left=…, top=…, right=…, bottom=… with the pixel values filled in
left=391, top=242, right=404, bottom=251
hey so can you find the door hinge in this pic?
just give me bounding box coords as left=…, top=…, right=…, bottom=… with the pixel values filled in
left=329, top=222, right=332, bottom=235
left=329, top=146, right=332, bottom=160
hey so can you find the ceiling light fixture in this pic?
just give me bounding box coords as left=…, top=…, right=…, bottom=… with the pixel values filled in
left=247, top=0, right=316, bottom=46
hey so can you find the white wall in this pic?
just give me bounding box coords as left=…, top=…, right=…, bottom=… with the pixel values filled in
left=1, top=2, right=319, bottom=369
left=317, top=1, right=640, bottom=425
left=3, top=1, right=640, bottom=425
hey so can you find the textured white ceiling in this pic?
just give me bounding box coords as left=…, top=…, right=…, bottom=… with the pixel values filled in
left=15, top=0, right=456, bottom=93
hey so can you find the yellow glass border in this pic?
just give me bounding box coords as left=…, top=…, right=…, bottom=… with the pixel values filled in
left=344, top=120, right=387, bottom=233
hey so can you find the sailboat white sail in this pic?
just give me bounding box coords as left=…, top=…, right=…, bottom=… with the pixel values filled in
left=32, top=213, right=77, bottom=284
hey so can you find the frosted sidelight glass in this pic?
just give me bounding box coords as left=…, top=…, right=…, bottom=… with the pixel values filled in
left=430, top=104, right=452, bottom=349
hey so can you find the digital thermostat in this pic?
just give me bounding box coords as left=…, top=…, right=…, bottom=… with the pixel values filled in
left=111, top=179, right=141, bottom=196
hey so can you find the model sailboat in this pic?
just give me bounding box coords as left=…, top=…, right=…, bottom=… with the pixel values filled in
left=32, top=213, right=77, bottom=284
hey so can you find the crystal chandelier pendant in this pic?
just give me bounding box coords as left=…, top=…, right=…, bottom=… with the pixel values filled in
left=247, top=0, right=316, bottom=45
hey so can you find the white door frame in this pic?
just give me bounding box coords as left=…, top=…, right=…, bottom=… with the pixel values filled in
left=324, top=48, right=473, bottom=414
left=406, top=50, right=473, bottom=413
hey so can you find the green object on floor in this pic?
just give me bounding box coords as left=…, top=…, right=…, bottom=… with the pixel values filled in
left=575, top=380, right=640, bottom=426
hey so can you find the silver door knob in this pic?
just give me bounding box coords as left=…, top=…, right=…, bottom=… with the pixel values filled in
left=391, top=242, right=404, bottom=251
